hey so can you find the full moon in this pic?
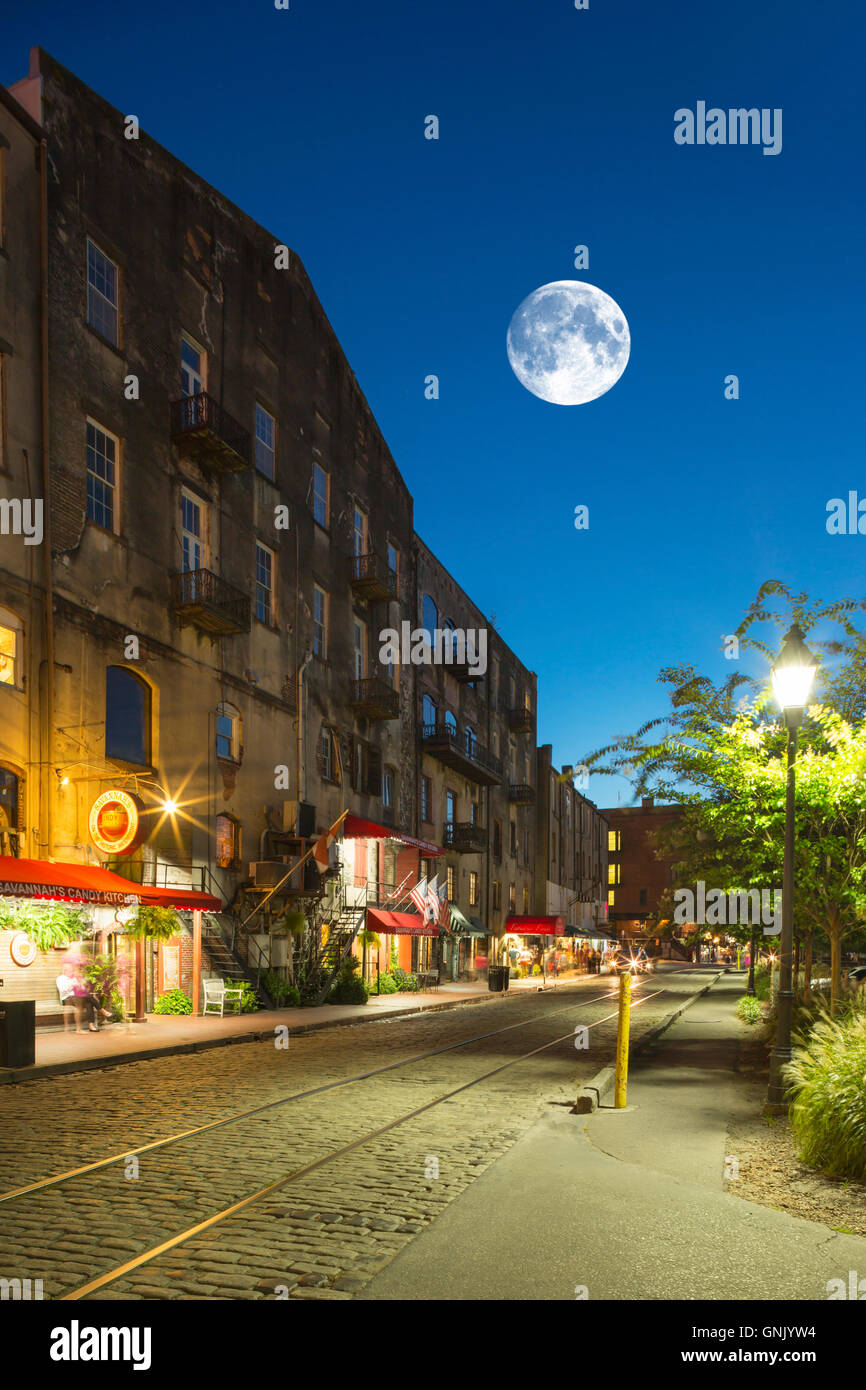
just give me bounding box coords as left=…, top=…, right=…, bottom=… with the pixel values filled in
left=506, top=280, right=631, bottom=405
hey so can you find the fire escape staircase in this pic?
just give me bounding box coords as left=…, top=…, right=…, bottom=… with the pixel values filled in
left=201, top=912, right=275, bottom=1007
left=312, top=884, right=368, bottom=1005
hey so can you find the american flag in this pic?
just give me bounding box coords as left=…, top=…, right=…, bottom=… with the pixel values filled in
left=426, top=875, right=440, bottom=924
left=409, top=875, right=428, bottom=916
left=437, top=880, right=450, bottom=931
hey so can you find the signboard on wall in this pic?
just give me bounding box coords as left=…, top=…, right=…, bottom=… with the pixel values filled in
left=162, top=944, right=179, bottom=991
left=88, top=790, right=145, bottom=857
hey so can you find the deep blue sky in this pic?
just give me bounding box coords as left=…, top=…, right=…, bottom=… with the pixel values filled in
left=5, top=0, right=864, bottom=807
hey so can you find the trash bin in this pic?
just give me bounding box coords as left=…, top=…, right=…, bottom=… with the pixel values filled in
left=0, top=999, right=36, bottom=1067
left=502, top=966, right=510, bottom=992
left=488, top=965, right=505, bottom=993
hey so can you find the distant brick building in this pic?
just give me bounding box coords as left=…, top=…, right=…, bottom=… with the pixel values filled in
left=601, top=797, right=684, bottom=939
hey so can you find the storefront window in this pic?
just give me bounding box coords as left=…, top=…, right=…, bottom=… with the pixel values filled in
left=0, top=767, right=19, bottom=855
left=216, top=814, right=240, bottom=869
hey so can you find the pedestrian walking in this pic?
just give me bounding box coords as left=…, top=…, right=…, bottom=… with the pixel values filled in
left=71, top=971, right=112, bottom=1033
left=56, top=967, right=86, bottom=1033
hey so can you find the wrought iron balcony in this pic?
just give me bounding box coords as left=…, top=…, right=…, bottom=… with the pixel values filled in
left=170, top=392, right=251, bottom=473
left=171, top=568, right=251, bottom=635
left=350, top=552, right=399, bottom=602
left=443, top=822, right=487, bottom=854
left=506, top=705, right=534, bottom=733
left=351, top=675, right=400, bottom=721
left=420, top=722, right=502, bottom=787
left=508, top=783, right=536, bottom=805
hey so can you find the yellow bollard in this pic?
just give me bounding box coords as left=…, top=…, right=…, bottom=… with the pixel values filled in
left=614, top=970, right=631, bottom=1108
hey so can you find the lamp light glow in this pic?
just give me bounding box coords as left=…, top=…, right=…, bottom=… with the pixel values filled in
left=163, top=799, right=179, bottom=815
left=771, top=624, right=817, bottom=711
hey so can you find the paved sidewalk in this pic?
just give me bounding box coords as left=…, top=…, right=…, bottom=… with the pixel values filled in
left=359, top=973, right=866, bottom=1301
left=0, top=976, right=590, bottom=1084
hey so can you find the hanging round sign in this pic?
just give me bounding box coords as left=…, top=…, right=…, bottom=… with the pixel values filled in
left=10, top=932, right=38, bottom=967
left=88, top=790, right=144, bottom=856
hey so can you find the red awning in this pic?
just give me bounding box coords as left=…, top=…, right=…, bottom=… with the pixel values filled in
left=0, top=857, right=145, bottom=906
left=367, top=907, right=438, bottom=937
left=0, top=858, right=222, bottom=912
left=136, top=885, right=222, bottom=912
left=505, top=915, right=565, bottom=937
left=343, top=815, right=443, bottom=857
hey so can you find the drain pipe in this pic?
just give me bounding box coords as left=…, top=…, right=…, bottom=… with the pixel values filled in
left=39, top=134, right=55, bottom=859
left=296, top=648, right=313, bottom=803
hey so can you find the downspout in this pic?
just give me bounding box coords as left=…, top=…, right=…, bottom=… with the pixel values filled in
left=296, top=648, right=313, bottom=803
left=39, top=136, right=55, bottom=859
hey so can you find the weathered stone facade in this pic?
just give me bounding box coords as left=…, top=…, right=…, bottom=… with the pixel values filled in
left=534, top=744, right=608, bottom=934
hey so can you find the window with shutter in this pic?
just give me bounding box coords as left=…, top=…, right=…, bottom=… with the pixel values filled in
left=366, top=744, right=382, bottom=798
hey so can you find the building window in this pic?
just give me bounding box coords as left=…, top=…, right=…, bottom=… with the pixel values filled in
left=352, top=618, right=367, bottom=679
left=469, top=871, right=478, bottom=907
left=510, top=821, right=518, bottom=856
left=105, top=666, right=151, bottom=766
left=181, top=336, right=205, bottom=396
left=256, top=542, right=275, bottom=624
left=255, top=404, right=276, bottom=480
left=493, top=820, right=502, bottom=860
left=0, top=607, right=22, bottom=688
left=465, top=724, right=477, bottom=756
left=387, top=542, right=399, bottom=587
left=382, top=766, right=395, bottom=810
left=216, top=703, right=240, bottom=762
left=608, top=889, right=616, bottom=908
left=470, top=801, right=478, bottom=825
left=0, top=766, right=19, bottom=856
left=352, top=505, right=367, bottom=557
left=0, top=354, right=7, bottom=473
left=522, top=885, right=529, bottom=913
left=86, top=239, right=119, bottom=345
left=181, top=490, right=205, bottom=571
left=608, top=864, right=620, bottom=885
left=445, top=789, right=457, bottom=824
left=422, top=593, right=438, bottom=642
left=608, top=829, right=621, bottom=852
left=422, top=693, right=438, bottom=726
left=86, top=420, right=118, bottom=532
left=421, top=775, right=432, bottom=823
left=313, top=585, right=328, bottom=657
left=508, top=883, right=516, bottom=911
left=312, top=462, right=329, bottom=528
left=493, top=881, right=502, bottom=910
left=446, top=865, right=456, bottom=900
left=215, top=814, right=241, bottom=870
left=444, top=710, right=457, bottom=735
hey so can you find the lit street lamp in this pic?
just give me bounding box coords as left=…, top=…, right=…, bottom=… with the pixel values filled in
left=767, top=624, right=817, bottom=1108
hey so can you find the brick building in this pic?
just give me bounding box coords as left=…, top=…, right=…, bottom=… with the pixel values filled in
left=602, top=796, right=684, bottom=940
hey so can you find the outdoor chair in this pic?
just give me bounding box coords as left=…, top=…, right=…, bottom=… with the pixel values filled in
left=203, top=979, right=245, bottom=1017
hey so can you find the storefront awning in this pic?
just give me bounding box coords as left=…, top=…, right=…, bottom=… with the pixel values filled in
left=505, top=914, right=564, bottom=937
left=343, top=815, right=444, bottom=857
left=448, top=906, right=487, bottom=937
left=0, top=856, right=145, bottom=906
left=367, top=907, right=438, bottom=937
left=136, top=885, right=223, bottom=913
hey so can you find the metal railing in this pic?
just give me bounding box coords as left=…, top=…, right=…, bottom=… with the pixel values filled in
left=420, top=722, right=503, bottom=778
left=170, top=392, right=251, bottom=465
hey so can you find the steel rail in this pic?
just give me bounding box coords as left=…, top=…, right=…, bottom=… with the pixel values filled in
left=61, top=988, right=666, bottom=1300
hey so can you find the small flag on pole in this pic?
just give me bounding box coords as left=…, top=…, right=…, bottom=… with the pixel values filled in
left=313, top=825, right=337, bottom=874
left=437, top=880, right=450, bottom=931
left=426, top=875, right=440, bottom=925
left=409, top=876, right=428, bottom=916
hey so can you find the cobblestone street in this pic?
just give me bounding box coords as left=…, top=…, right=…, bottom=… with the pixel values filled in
left=0, top=969, right=710, bottom=1300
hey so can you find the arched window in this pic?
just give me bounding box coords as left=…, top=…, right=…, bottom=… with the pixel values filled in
left=444, top=617, right=458, bottom=661
left=215, top=814, right=241, bottom=870
left=465, top=723, right=477, bottom=755
left=422, top=594, right=438, bottom=644
left=422, top=693, right=438, bottom=728
left=445, top=710, right=457, bottom=735
left=0, top=606, right=23, bottom=689
left=216, top=702, right=241, bottom=763
left=105, top=667, right=151, bottom=766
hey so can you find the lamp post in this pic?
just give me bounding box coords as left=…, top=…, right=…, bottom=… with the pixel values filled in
left=767, top=623, right=817, bottom=1109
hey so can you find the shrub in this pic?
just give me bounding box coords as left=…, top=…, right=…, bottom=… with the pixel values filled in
left=736, top=995, right=763, bottom=1024
left=392, top=967, right=420, bottom=992
left=327, top=955, right=369, bottom=1005
left=375, top=972, right=398, bottom=994
left=154, top=989, right=193, bottom=1015
left=786, top=1004, right=866, bottom=1180
left=261, top=970, right=300, bottom=1008
left=237, top=984, right=260, bottom=1013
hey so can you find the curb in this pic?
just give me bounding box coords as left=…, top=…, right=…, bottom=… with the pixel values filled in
left=573, top=970, right=723, bottom=1113
left=0, top=978, right=585, bottom=1086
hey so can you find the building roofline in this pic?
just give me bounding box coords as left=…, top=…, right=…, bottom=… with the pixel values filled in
left=0, top=76, right=45, bottom=142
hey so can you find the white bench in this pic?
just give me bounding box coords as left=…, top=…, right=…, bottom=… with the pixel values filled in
left=202, top=979, right=245, bottom=1017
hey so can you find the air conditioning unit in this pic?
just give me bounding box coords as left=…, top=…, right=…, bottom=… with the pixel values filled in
left=249, top=859, right=292, bottom=888
left=281, top=800, right=316, bottom=837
